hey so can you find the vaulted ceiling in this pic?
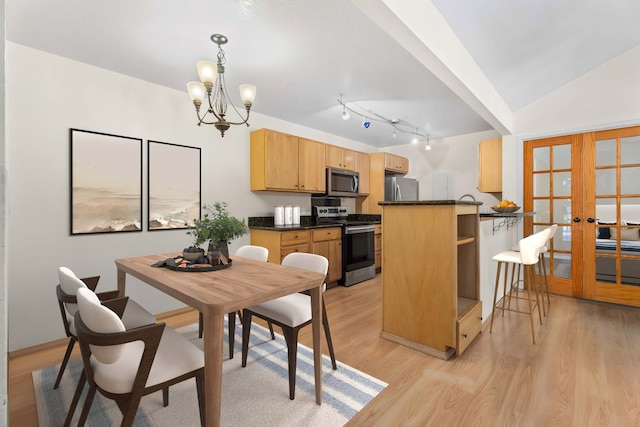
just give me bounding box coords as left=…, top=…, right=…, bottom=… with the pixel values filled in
left=7, top=0, right=640, bottom=147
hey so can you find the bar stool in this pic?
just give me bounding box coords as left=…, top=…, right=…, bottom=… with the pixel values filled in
left=510, top=224, right=558, bottom=316
left=538, top=224, right=558, bottom=314
left=490, top=228, right=551, bottom=344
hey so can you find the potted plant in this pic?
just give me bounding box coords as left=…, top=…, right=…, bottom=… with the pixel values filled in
left=186, top=202, right=248, bottom=259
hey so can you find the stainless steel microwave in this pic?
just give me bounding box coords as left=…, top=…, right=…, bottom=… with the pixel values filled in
left=326, top=167, right=359, bottom=197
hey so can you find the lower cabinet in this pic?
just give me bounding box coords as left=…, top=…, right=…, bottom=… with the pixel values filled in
left=311, top=228, right=342, bottom=287
left=250, top=227, right=342, bottom=286
left=250, top=229, right=310, bottom=264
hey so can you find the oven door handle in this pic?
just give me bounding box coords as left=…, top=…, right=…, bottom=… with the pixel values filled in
left=344, top=225, right=375, bottom=234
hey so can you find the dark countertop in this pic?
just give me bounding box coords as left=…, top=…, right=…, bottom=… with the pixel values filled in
left=248, top=214, right=381, bottom=231
left=378, top=200, right=483, bottom=206
left=480, top=212, right=535, bottom=218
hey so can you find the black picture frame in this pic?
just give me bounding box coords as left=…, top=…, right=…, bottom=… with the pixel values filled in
left=147, top=140, right=201, bottom=231
left=70, top=129, right=143, bottom=235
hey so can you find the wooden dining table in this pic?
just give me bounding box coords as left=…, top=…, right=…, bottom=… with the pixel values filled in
left=115, top=253, right=327, bottom=427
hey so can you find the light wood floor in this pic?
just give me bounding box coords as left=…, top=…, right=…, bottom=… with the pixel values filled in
left=10, top=274, right=640, bottom=426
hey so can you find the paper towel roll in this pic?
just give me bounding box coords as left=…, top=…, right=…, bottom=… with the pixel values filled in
left=284, top=206, right=293, bottom=225
left=293, top=206, right=301, bottom=225
left=274, top=206, right=284, bottom=226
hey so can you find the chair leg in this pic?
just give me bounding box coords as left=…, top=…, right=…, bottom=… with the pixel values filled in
left=64, top=369, right=85, bottom=427
left=490, top=262, right=503, bottom=333
left=195, top=371, right=205, bottom=427
left=228, top=311, right=236, bottom=359
left=120, top=394, right=143, bottom=427
left=198, top=312, right=204, bottom=338
left=163, top=387, right=169, bottom=407
left=322, top=303, right=337, bottom=370
left=532, top=262, right=544, bottom=325
left=236, top=309, right=243, bottom=324
left=54, top=337, right=76, bottom=389
left=268, top=321, right=276, bottom=340
left=281, top=327, right=300, bottom=400
left=77, top=384, right=97, bottom=427
left=241, top=310, right=253, bottom=367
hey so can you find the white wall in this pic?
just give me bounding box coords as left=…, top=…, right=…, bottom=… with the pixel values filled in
left=1, top=0, right=7, bottom=421
left=5, top=43, right=373, bottom=351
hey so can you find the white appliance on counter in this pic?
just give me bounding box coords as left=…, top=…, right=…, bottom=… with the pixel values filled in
left=385, top=176, right=419, bottom=201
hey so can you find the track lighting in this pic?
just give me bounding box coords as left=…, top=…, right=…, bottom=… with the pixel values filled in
left=425, top=135, right=432, bottom=151
left=337, top=93, right=430, bottom=148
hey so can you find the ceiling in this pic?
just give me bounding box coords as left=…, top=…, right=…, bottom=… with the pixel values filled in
left=7, top=0, right=640, bottom=147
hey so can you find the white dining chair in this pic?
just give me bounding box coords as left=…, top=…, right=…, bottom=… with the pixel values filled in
left=54, top=266, right=156, bottom=389
left=241, top=252, right=337, bottom=400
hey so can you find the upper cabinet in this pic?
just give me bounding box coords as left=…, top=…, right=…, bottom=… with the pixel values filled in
left=354, top=151, right=370, bottom=195
left=477, top=138, right=502, bottom=193
left=250, top=129, right=325, bottom=193
left=326, top=145, right=355, bottom=170
left=384, top=153, right=409, bottom=174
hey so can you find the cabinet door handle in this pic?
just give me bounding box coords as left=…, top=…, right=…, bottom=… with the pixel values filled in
left=462, top=333, right=468, bottom=338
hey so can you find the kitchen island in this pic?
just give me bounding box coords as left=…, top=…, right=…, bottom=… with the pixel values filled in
left=378, top=200, right=483, bottom=359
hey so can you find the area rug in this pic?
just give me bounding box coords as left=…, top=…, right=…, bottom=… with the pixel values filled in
left=33, top=320, right=387, bottom=426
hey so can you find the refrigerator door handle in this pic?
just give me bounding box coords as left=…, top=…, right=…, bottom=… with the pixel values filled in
left=396, top=184, right=402, bottom=201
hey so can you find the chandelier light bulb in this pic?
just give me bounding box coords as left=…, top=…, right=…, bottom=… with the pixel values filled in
left=342, top=108, right=350, bottom=120
left=425, top=143, right=432, bottom=151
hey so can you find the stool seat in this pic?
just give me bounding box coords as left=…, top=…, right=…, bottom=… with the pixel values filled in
left=492, top=251, right=523, bottom=263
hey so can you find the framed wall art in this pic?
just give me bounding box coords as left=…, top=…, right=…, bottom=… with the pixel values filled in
left=70, top=129, right=143, bottom=235
left=147, top=140, right=201, bottom=231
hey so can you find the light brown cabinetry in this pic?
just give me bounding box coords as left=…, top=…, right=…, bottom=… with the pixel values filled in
left=250, top=227, right=343, bottom=286
left=354, top=151, right=370, bottom=195
left=311, top=227, right=342, bottom=285
left=478, top=138, right=502, bottom=193
left=363, top=152, right=410, bottom=214
left=374, top=224, right=382, bottom=271
left=384, top=153, right=409, bottom=174
left=380, top=202, right=482, bottom=359
left=326, top=145, right=355, bottom=170
left=250, top=229, right=310, bottom=264
left=250, top=129, right=325, bottom=193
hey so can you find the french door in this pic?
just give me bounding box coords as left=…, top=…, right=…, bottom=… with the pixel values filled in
left=524, top=126, right=640, bottom=307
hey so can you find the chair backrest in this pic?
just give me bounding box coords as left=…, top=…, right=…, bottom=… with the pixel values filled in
left=58, top=267, right=87, bottom=315
left=547, top=224, right=559, bottom=245
left=76, top=287, right=127, bottom=364
left=234, top=245, right=269, bottom=262
left=518, top=228, right=552, bottom=265
left=282, top=252, right=328, bottom=277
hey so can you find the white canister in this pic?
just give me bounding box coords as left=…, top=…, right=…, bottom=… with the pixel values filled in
left=284, top=206, right=293, bottom=225
left=274, top=206, right=285, bottom=226
left=293, top=206, right=301, bottom=225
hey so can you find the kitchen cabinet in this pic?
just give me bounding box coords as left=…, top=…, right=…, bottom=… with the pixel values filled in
left=249, top=229, right=310, bottom=264
left=374, top=224, right=382, bottom=271
left=384, top=153, right=409, bottom=174
left=250, top=129, right=325, bottom=193
left=478, top=138, right=502, bottom=193
left=311, top=227, right=342, bottom=286
left=326, top=145, right=355, bottom=170
left=379, top=201, right=482, bottom=360
left=362, top=152, right=410, bottom=214
left=354, top=151, right=370, bottom=195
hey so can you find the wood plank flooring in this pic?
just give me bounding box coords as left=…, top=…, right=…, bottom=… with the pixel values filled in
left=10, top=274, right=640, bottom=426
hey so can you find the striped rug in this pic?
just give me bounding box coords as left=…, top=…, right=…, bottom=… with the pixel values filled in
left=33, top=320, right=387, bottom=426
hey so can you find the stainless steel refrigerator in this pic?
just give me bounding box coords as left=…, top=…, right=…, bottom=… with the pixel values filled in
left=385, top=176, right=419, bottom=201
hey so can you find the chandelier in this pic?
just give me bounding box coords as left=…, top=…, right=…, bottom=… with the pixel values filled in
left=187, top=34, right=256, bottom=137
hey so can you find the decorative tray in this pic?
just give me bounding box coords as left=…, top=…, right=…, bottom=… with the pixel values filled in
left=151, top=256, right=232, bottom=272
left=167, top=260, right=232, bottom=272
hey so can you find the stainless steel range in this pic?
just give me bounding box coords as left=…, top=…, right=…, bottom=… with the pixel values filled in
left=314, top=205, right=376, bottom=287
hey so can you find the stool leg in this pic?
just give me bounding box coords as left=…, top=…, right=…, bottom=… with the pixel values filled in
left=532, top=260, right=544, bottom=325
left=507, top=263, right=519, bottom=311
left=524, top=264, right=537, bottom=344
left=536, top=255, right=546, bottom=317
left=540, top=252, right=550, bottom=313
left=490, top=261, right=503, bottom=333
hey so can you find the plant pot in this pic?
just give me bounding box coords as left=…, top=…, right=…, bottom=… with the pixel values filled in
left=182, top=248, right=205, bottom=262
left=209, top=240, right=229, bottom=260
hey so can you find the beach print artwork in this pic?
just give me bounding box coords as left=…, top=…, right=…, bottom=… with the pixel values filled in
left=148, top=141, right=201, bottom=230
left=70, top=129, right=142, bottom=234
